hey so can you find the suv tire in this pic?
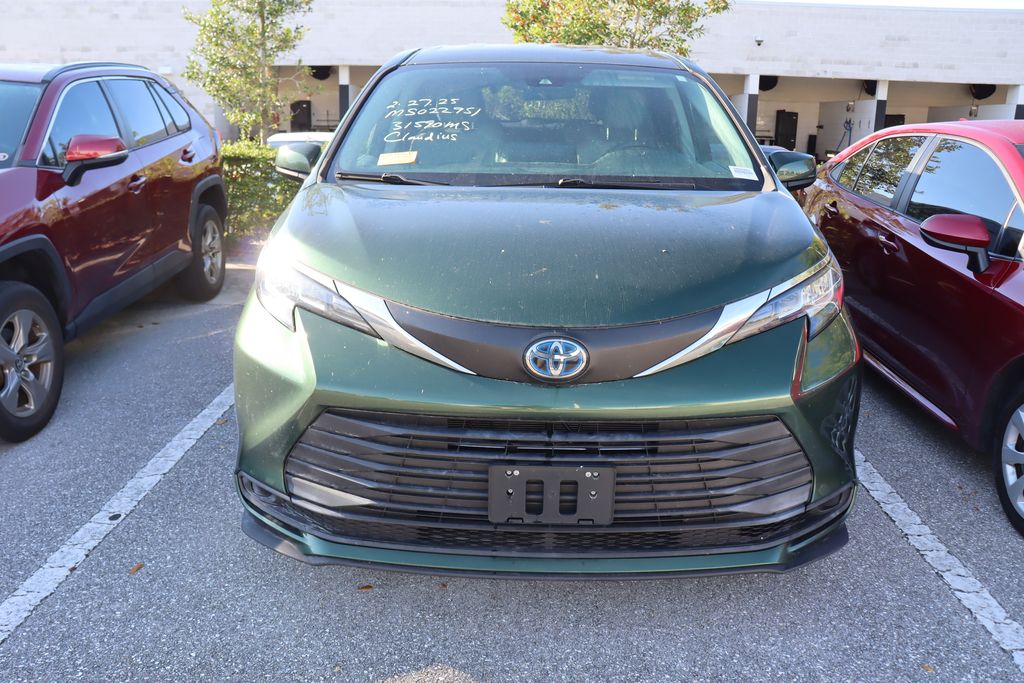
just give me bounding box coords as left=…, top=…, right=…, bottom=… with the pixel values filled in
left=176, top=205, right=226, bottom=301
left=0, top=281, right=65, bottom=442
left=994, top=385, right=1024, bottom=535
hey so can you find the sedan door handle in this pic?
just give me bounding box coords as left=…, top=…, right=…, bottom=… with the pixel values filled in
left=181, top=147, right=196, bottom=162
left=127, top=175, right=147, bottom=194
left=877, top=233, right=899, bottom=253
left=823, top=201, right=839, bottom=216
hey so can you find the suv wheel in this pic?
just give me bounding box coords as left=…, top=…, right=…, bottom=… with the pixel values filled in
left=0, top=282, right=64, bottom=442
left=995, top=389, right=1024, bottom=535
left=176, top=205, right=226, bottom=301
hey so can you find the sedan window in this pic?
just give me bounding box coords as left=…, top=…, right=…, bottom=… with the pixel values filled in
left=854, top=136, right=926, bottom=206
left=996, top=204, right=1024, bottom=258
left=835, top=145, right=870, bottom=190
left=907, top=139, right=1015, bottom=245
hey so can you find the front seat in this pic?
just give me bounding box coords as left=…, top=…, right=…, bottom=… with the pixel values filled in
left=579, top=88, right=658, bottom=164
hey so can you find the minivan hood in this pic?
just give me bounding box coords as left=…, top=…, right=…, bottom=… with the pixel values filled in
left=276, top=184, right=826, bottom=327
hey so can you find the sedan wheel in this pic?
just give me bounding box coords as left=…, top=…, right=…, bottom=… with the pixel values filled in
left=0, top=308, right=56, bottom=418
left=1000, top=402, right=1024, bottom=522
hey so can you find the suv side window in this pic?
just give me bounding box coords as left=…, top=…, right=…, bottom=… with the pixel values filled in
left=151, top=83, right=191, bottom=132
left=854, top=135, right=926, bottom=206
left=39, top=81, right=121, bottom=167
left=835, top=145, right=870, bottom=190
left=104, top=78, right=170, bottom=146
left=907, top=138, right=1015, bottom=246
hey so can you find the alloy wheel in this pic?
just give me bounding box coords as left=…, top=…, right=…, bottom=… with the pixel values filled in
left=201, top=218, right=223, bottom=285
left=0, top=309, right=55, bottom=418
left=1002, top=402, right=1024, bottom=519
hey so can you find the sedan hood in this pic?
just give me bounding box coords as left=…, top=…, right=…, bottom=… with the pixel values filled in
left=276, top=184, right=827, bottom=327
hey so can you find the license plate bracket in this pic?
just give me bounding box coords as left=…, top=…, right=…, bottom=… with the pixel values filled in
left=488, top=465, right=615, bottom=525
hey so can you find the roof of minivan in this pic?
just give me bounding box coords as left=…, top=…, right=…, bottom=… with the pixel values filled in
left=404, top=43, right=698, bottom=72
left=0, top=62, right=148, bottom=84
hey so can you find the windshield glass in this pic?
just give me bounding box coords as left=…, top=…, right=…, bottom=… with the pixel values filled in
left=333, top=63, right=762, bottom=189
left=0, top=81, right=41, bottom=169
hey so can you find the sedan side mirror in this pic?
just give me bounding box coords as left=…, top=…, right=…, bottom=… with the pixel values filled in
left=62, top=134, right=128, bottom=186
left=767, top=150, right=817, bottom=192
left=920, top=214, right=991, bottom=273
left=274, top=142, right=323, bottom=182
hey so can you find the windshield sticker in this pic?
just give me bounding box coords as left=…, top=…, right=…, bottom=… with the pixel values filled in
left=0, top=153, right=8, bottom=162
left=377, top=150, right=419, bottom=166
left=730, top=166, right=758, bottom=180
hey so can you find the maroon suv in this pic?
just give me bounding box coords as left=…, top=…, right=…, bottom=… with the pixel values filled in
left=0, top=62, right=227, bottom=441
left=799, top=121, right=1024, bottom=533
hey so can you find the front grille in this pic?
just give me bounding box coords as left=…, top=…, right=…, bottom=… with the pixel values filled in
left=266, top=410, right=825, bottom=557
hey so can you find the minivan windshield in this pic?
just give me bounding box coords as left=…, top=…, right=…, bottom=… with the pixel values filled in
left=0, top=81, right=41, bottom=169
left=333, top=63, right=763, bottom=189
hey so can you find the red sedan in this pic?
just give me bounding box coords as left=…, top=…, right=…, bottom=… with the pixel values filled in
left=799, top=120, right=1024, bottom=534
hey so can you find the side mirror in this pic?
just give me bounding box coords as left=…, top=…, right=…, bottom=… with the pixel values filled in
left=274, top=142, right=323, bottom=182
left=62, top=135, right=128, bottom=186
left=920, top=214, right=991, bottom=273
left=767, top=150, right=816, bottom=192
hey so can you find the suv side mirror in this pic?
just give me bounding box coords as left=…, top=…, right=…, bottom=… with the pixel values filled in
left=63, top=135, right=128, bottom=186
left=767, top=150, right=816, bottom=192
left=920, top=214, right=991, bottom=273
left=274, top=142, right=323, bottom=182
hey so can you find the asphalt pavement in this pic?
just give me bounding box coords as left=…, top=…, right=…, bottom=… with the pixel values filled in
left=0, top=252, right=1022, bottom=682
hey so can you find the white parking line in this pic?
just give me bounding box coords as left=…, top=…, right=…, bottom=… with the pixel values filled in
left=856, top=449, right=1024, bottom=673
left=0, top=384, right=235, bottom=646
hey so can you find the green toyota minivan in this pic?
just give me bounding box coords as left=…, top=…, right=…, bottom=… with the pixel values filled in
left=233, top=44, right=861, bottom=577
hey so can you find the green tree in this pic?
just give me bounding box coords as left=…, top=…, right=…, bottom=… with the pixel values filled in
left=502, top=0, right=729, bottom=56
left=184, top=0, right=314, bottom=142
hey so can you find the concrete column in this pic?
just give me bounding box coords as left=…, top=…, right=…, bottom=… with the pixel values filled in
left=337, top=65, right=351, bottom=119
left=872, top=79, right=889, bottom=131
left=1008, top=85, right=1024, bottom=120
left=740, top=74, right=759, bottom=133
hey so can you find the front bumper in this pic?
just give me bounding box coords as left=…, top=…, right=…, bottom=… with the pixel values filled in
left=233, top=295, right=861, bottom=576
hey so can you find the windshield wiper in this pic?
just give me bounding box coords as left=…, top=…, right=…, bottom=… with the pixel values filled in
left=335, top=172, right=448, bottom=186
left=485, top=178, right=696, bottom=190
left=555, top=177, right=695, bottom=190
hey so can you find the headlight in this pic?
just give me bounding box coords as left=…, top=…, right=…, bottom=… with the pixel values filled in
left=730, top=256, right=843, bottom=344
left=255, top=249, right=377, bottom=335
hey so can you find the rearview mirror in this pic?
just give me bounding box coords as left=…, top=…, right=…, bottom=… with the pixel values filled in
left=766, top=150, right=816, bottom=192
left=274, top=142, right=323, bottom=182
left=62, top=134, right=128, bottom=186
left=920, top=214, right=991, bottom=273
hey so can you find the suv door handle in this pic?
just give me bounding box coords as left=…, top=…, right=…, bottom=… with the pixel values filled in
left=823, top=202, right=839, bottom=216
left=127, top=175, right=147, bottom=194
left=877, top=233, right=899, bottom=254
left=180, top=147, right=196, bottom=162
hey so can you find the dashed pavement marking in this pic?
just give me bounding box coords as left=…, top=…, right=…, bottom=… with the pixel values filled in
left=0, top=384, right=235, bottom=646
